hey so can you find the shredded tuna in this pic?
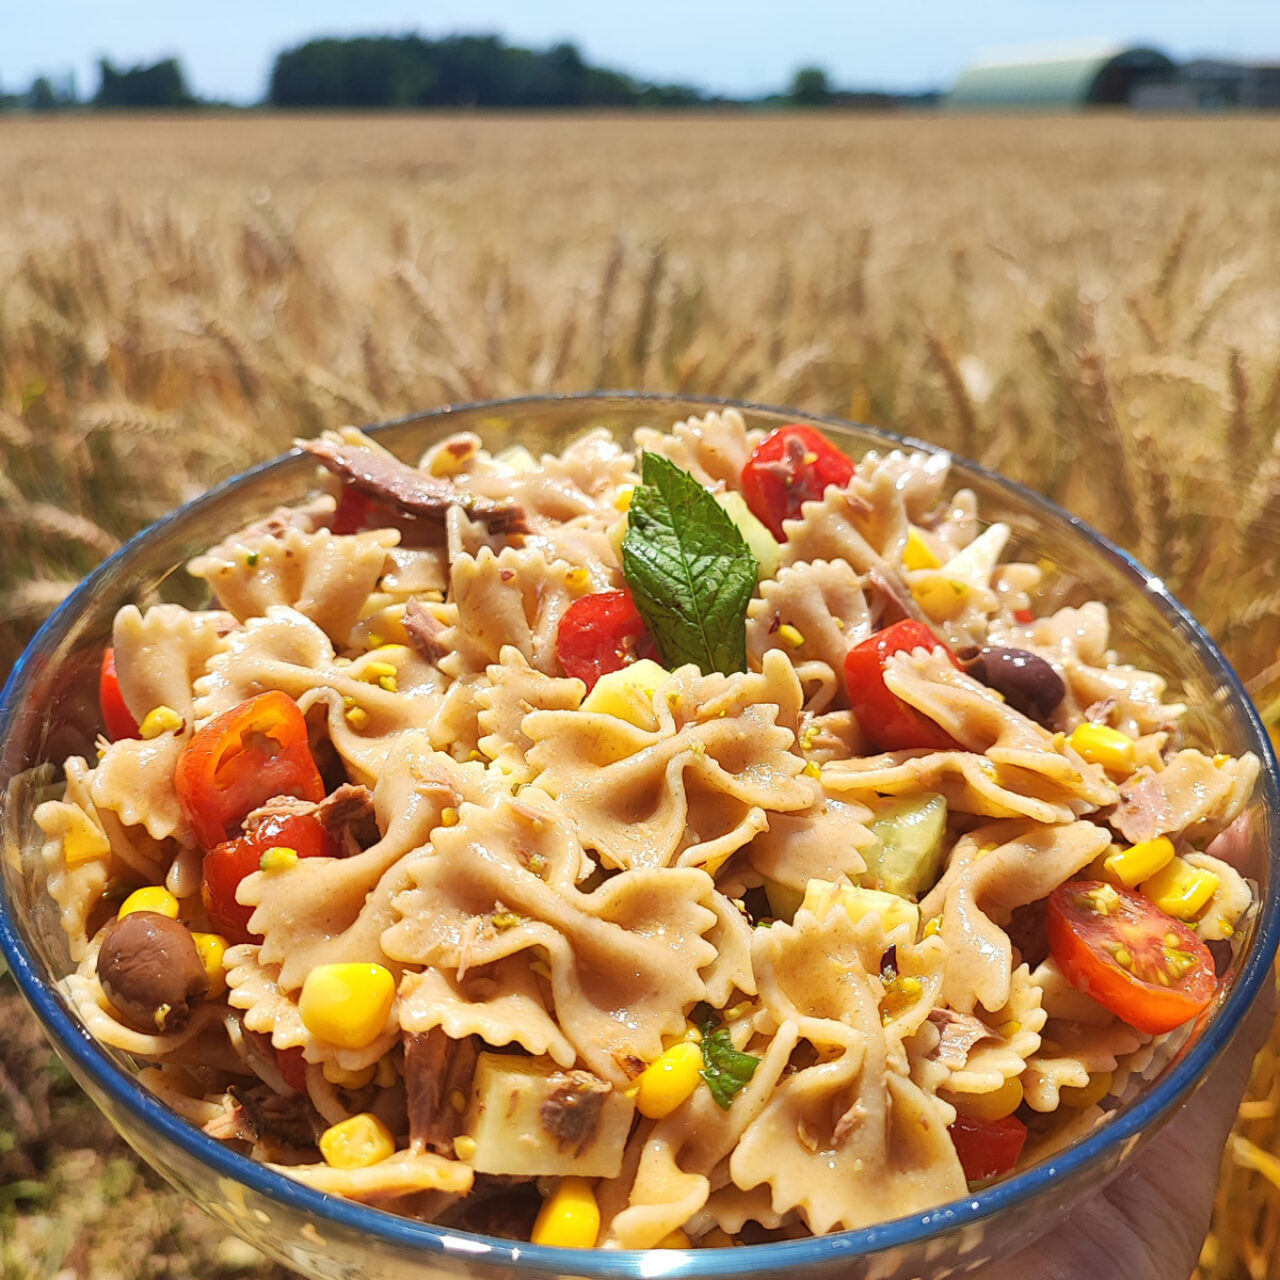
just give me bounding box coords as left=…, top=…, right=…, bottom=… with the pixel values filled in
left=540, top=1071, right=611, bottom=1154
left=405, top=1030, right=479, bottom=1155
left=927, top=1008, right=991, bottom=1069
left=244, top=783, right=377, bottom=856
left=202, top=1092, right=258, bottom=1144
left=302, top=437, right=527, bottom=533
left=867, top=565, right=929, bottom=627
left=404, top=597, right=451, bottom=664
left=1111, top=770, right=1174, bottom=844
left=233, top=1084, right=323, bottom=1156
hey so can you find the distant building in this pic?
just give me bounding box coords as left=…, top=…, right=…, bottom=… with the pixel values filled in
left=949, top=42, right=1175, bottom=110
left=1131, top=59, right=1280, bottom=110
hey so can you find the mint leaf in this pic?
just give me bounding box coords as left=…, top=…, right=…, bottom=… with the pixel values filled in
left=622, top=453, right=757, bottom=675
left=691, top=1003, right=760, bottom=1109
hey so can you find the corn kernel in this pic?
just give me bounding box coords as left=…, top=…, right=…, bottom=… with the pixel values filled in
left=322, top=1060, right=377, bottom=1089
left=1084, top=845, right=1126, bottom=887
left=344, top=704, right=370, bottom=730
left=1141, top=857, right=1220, bottom=920
left=923, top=916, right=942, bottom=938
left=614, top=485, right=635, bottom=512
left=910, top=576, right=969, bottom=621
left=1104, top=836, right=1175, bottom=889
left=118, top=886, right=180, bottom=920
left=654, top=1230, right=691, bottom=1249
left=903, top=527, right=941, bottom=571
left=777, top=623, right=805, bottom=649
left=190, top=932, right=228, bottom=998
left=802, top=760, right=821, bottom=778
left=299, top=962, right=396, bottom=1049
left=531, top=1176, right=600, bottom=1249
left=1059, top=1070, right=1113, bottom=1110
left=139, top=705, right=183, bottom=739
left=259, top=846, right=299, bottom=872
left=634, top=1041, right=703, bottom=1119
left=566, top=567, right=591, bottom=589
left=319, top=1113, right=396, bottom=1169
left=378, top=674, right=398, bottom=693
left=945, top=1076, right=1024, bottom=1122
left=1213, top=753, right=1231, bottom=767
left=1068, top=723, right=1136, bottom=776
left=440, top=807, right=459, bottom=828
left=49, top=806, right=112, bottom=866
left=453, top=1134, right=478, bottom=1161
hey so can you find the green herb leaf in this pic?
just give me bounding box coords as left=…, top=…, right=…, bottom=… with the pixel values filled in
left=622, top=453, right=757, bottom=675
left=690, top=1002, right=761, bottom=1109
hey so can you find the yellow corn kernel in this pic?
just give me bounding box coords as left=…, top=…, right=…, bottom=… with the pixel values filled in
left=923, top=916, right=942, bottom=938
left=945, top=1076, right=1024, bottom=1122
left=581, top=658, right=670, bottom=731
left=299, top=962, right=396, bottom=1050
left=565, top=567, right=591, bottom=589
left=190, top=932, right=228, bottom=998
left=322, top=1060, right=378, bottom=1089
left=634, top=1041, right=703, bottom=1119
left=614, top=485, right=635, bottom=512
left=1104, top=836, right=1175, bottom=889
left=531, top=1176, right=600, bottom=1248
left=139, top=705, right=183, bottom=739
left=1141, top=857, right=1220, bottom=921
left=1084, top=845, right=1126, bottom=887
left=1059, top=1070, right=1113, bottom=1110
left=903, top=527, right=941, bottom=571
left=439, top=807, right=460, bottom=828
left=655, top=1230, right=691, bottom=1249
left=453, top=1134, right=478, bottom=1161
left=777, top=623, right=805, bottom=649
left=344, top=704, right=370, bottom=730
left=1213, top=753, right=1231, bottom=767
left=802, top=760, right=821, bottom=779
left=319, top=1113, right=396, bottom=1169
left=259, top=845, right=299, bottom=872
left=51, top=807, right=112, bottom=867
left=118, top=886, right=180, bottom=920
left=1068, top=723, right=1136, bottom=776
left=378, top=674, right=398, bottom=693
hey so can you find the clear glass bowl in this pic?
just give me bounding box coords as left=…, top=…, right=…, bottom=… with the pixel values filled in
left=1, top=392, right=1277, bottom=1280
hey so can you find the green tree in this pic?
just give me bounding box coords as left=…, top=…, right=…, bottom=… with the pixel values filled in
left=94, top=57, right=193, bottom=109
left=789, top=66, right=834, bottom=106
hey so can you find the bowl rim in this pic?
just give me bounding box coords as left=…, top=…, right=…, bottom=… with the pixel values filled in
left=2, top=389, right=1278, bottom=1273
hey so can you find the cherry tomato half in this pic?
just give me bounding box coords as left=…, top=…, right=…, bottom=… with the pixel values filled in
left=740, top=424, right=856, bottom=540
left=202, top=812, right=341, bottom=944
left=1047, top=880, right=1217, bottom=1036
left=844, top=620, right=963, bottom=752
left=99, top=647, right=140, bottom=740
left=948, top=1112, right=1027, bottom=1184
left=330, top=485, right=371, bottom=535
left=176, top=691, right=325, bottom=850
left=556, top=589, right=658, bottom=691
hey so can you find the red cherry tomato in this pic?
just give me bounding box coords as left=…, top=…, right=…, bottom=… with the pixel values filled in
left=275, top=1045, right=310, bottom=1093
left=948, top=1112, right=1027, bottom=1184
left=202, top=813, right=341, bottom=944
left=1013, top=607, right=1035, bottom=624
left=175, top=691, right=325, bottom=850
left=556, top=589, right=658, bottom=691
left=330, top=485, right=371, bottom=535
left=740, top=424, right=856, bottom=540
left=1047, top=880, right=1217, bottom=1035
left=99, top=647, right=140, bottom=740
left=844, top=620, right=963, bottom=752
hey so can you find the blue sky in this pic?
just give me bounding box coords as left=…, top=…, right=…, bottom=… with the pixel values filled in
left=5, top=0, right=1280, bottom=102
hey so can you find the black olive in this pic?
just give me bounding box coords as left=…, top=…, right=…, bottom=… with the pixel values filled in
left=96, top=910, right=210, bottom=1034
left=962, top=645, right=1065, bottom=723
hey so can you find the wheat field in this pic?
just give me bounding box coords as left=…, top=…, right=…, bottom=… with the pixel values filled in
left=2, top=111, right=1280, bottom=1277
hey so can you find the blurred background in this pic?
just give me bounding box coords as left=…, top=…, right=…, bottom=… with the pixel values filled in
left=3, top=2, right=1280, bottom=1275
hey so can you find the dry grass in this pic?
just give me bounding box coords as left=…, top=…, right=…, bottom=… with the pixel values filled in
left=2, top=110, right=1280, bottom=1276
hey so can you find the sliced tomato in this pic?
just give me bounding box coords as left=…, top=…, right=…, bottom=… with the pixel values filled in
left=948, top=1112, right=1027, bottom=1184
left=556, top=589, right=658, bottom=690
left=740, top=424, right=855, bottom=540
left=1047, top=880, right=1217, bottom=1035
left=202, top=812, right=341, bottom=944
left=99, top=647, right=140, bottom=740
left=175, top=691, right=325, bottom=849
left=844, top=620, right=963, bottom=752
left=275, top=1045, right=310, bottom=1093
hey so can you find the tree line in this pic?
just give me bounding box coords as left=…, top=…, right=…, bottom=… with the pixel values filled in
left=2, top=37, right=930, bottom=113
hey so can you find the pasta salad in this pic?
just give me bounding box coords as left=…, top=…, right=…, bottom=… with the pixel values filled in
left=35, top=410, right=1260, bottom=1247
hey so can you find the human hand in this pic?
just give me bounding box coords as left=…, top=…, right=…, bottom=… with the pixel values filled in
left=970, top=974, right=1276, bottom=1280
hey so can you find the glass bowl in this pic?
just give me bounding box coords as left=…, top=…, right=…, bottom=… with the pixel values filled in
left=1, top=392, right=1276, bottom=1280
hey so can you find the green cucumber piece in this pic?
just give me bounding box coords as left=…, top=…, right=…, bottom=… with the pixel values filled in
left=715, top=491, right=781, bottom=581
left=863, top=793, right=948, bottom=898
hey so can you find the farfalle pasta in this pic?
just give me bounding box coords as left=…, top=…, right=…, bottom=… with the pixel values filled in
left=32, top=409, right=1262, bottom=1248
